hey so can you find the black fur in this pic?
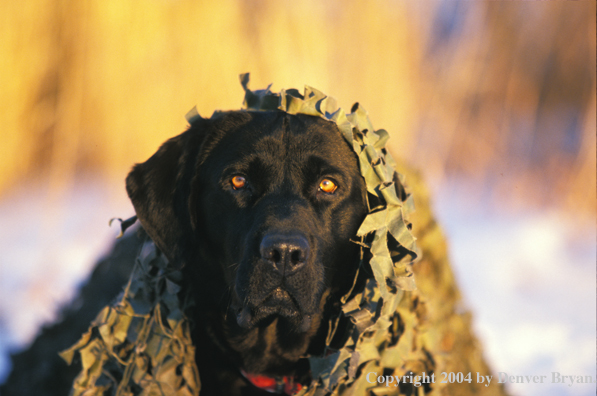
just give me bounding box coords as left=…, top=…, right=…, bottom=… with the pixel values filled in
left=126, top=111, right=368, bottom=395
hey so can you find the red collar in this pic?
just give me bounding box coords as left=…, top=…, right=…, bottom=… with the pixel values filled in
left=240, top=369, right=303, bottom=395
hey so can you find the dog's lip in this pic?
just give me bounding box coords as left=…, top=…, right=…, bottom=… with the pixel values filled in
left=234, top=287, right=312, bottom=332
left=239, top=286, right=300, bottom=311
left=261, top=287, right=294, bottom=307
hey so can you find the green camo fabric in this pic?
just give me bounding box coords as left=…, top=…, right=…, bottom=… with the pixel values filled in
left=61, top=74, right=421, bottom=396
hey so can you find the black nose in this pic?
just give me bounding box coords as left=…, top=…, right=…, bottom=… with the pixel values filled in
left=259, top=232, right=310, bottom=276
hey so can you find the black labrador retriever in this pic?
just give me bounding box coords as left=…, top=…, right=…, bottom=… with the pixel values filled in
left=2, top=90, right=506, bottom=396
left=125, top=110, right=368, bottom=395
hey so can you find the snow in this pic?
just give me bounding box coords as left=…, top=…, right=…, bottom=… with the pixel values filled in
left=0, top=178, right=133, bottom=383
left=433, top=181, right=596, bottom=396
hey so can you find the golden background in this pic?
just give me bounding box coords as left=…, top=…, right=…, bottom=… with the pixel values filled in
left=1, top=1, right=594, bottom=217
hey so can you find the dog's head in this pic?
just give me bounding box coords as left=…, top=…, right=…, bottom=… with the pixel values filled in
left=126, top=111, right=367, bottom=337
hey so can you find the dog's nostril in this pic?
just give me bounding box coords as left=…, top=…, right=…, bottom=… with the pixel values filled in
left=271, top=249, right=282, bottom=263
left=290, top=249, right=302, bottom=264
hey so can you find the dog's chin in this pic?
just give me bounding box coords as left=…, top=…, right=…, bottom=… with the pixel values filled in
left=235, top=288, right=313, bottom=333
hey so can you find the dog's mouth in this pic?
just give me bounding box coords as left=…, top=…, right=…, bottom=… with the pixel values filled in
left=235, top=287, right=312, bottom=332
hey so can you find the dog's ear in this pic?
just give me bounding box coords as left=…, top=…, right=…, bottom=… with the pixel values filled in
left=126, top=124, right=207, bottom=268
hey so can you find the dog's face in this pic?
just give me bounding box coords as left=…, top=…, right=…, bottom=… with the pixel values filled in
left=126, top=111, right=367, bottom=360
left=195, top=112, right=367, bottom=332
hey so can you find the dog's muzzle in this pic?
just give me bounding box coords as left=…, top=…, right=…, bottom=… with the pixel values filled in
left=235, top=231, right=314, bottom=332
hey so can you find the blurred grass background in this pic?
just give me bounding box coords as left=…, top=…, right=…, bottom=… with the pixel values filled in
left=1, top=1, right=594, bottom=218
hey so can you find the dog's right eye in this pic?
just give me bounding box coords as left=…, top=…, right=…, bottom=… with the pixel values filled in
left=231, top=175, right=247, bottom=190
left=318, top=178, right=338, bottom=194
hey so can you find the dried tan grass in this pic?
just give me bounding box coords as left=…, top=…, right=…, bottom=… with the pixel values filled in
left=1, top=1, right=594, bottom=216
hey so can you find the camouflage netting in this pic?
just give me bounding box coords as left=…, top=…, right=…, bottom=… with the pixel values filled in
left=60, top=238, right=200, bottom=396
left=61, top=75, right=508, bottom=396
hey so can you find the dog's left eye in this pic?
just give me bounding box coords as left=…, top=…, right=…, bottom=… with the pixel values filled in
left=231, top=175, right=247, bottom=190
left=318, top=178, right=338, bottom=194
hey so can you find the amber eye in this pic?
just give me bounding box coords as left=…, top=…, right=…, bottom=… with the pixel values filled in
left=231, top=175, right=247, bottom=190
left=318, top=178, right=338, bottom=194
